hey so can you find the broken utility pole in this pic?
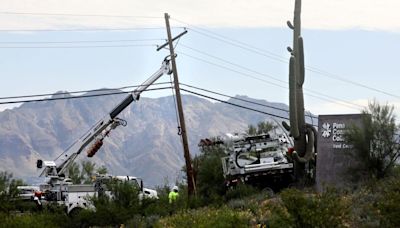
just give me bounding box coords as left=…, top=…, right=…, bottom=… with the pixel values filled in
left=162, top=13, right=197, bottom=197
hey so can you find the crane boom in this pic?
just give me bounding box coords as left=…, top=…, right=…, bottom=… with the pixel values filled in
left=37, top=57, right=172, bottom=184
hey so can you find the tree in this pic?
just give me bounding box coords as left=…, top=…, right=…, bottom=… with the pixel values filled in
left=68, top=162, right=83, bottom=184
left=194, top=139, right=226, bottom=203
left=81, top=161, right=96, bottom=184
left=345, top=101, right=400, bottom=179
left=247, top=121, right=276, bottom=136
left=247, top=125, right=257, bottom=135
left=0, top=171, right=25, bottom=213
left=68, top=161, right=108, bottom=184
left=96, top=166, right=108, bottom=175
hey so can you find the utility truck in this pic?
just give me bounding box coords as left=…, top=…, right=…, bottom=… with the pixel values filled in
left=63, top=174, right=158, bottom=214
left=199, top=121, right=295, bottom=190
left=30, top=57, right=172, bottom=213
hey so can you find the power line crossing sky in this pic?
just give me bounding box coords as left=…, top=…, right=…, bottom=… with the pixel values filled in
left=0, top=1, right=399, bottom=118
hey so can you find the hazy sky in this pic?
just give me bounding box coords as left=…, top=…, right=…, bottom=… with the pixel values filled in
left=0, top=0, right=399, bottom=118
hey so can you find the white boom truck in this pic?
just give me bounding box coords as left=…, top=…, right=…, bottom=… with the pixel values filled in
left=199, top=122, right=295, bottom=190
left=64, top=175, right=158, bottom=214
left=33, top=57, right=171, bottom=213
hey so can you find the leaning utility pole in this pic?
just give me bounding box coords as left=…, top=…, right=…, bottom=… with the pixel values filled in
left=164, top=13, right=196, bottom=197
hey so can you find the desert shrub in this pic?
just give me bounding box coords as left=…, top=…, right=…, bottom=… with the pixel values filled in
left=347, top=168, right=400, bottom=227
left=344, top=101, right=400, bottom=180
left=124, top=214, right=161, bottom=228
left=0, top=171, right=26, bottom=213
left=0, top=211, right=69, bottom=228
left=376, top=174, right=400, bottom=227
left=193, top=142, right=226, bottom=206
left=349, top=186, right=381, bottom=227
left=68, top=180, right=143, bottom=227
left=275, top=188, right=350, bottom=228
left=155, top=206, right=251, bottom=228
left=225, top=184, right=258, bottom=201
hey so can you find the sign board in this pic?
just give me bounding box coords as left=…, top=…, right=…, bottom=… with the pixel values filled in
left=316, top=114, right=365, bottom=191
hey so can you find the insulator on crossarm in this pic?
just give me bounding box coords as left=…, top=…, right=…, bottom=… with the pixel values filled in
left=87, top=140, right=104, bottom=157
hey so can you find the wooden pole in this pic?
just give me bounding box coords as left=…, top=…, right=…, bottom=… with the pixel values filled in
left=164, top=13, right=196, bottom=197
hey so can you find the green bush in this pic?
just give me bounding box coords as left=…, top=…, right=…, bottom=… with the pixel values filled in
left=155, top=206, right=251, bottom=228
left=193, top=143, right=226, bottom=206
left=377, top=175, right=400, bottom=227
left=0, top=171, right=26, bottom=213
left=0, top=212, right=69, bottom=228
left=225, top=184, right=258, bottom=201
left=344, top=101, right=400, bottom=179
left=270, top=188, right=350, bottom=228
left=347, top=168, right=400, bottom=227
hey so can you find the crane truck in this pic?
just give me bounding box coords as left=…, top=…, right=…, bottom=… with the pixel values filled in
left=31, top=57, right=172, bottom=213
left=199, top=121, right=296, bottom=191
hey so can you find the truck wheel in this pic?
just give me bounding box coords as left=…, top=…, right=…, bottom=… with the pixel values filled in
left=68, top=207, right=83, bottom=217
left=262, top=187, right=275, bottom=198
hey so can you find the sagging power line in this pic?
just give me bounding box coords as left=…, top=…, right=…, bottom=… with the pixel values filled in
left=0, top=11, right=163, bottom=19
left=0, top=82, right=316, bottom=126
left=0, top=44, right=157, bottom=49
left=0, top=86, right=172, bottom=105
left=179, top=83, right=318, bottom=121
left=0, top=39, right=165, bottom=44
left=176, top=51, right=363, bottom=111
left=177, top=44, right=365, bottom=109
left=0, top=27, right=176, bottom=33
left=181, top=87, right=297, bottom=123
left=0, top=82, right=172, bottom=100
left=171, top=17, right=400, bottom=101
left=2, top=12, right=396, bottom=100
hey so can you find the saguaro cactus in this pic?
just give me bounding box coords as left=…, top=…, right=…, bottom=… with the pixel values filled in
left=283, top=0, right=317, bottom=182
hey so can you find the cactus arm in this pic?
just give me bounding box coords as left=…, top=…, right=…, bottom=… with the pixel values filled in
left=282, top=121, right=291, bottom=132
left=306, top=124, right=318, bottom=156
left=292, top=126, right=315, bottom=163
left=298, top=36, right=305, bottom=86
left=289, top=56, right=300, bottom=139
left=287, top=21, right=294, bottom=29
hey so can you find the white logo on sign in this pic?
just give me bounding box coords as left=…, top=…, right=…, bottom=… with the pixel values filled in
left=322, top=123, right=331, bottom=138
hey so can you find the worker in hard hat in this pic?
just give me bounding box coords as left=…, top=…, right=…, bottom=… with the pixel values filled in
left=169, top=186, right=179, bottom=204
left=168, top=185, right=179, bottom=215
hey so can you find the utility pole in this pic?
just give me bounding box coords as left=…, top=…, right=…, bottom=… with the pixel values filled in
left=164, top=13, right=196, bottom=197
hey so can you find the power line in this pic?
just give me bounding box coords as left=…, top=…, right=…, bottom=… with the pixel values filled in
left=304, top=66, right=400, bottom=100
left=171, top=17, right=288, bottom=64
left=0, top=44, right=157, bottom=49
left=181, top=87, right=318, bottom=127
left=177, top=51, right=363, bottom=111
left=171, top=17, right=400, bottom=100
left=180, top=82, right=287, bottom=112
left=0, top=82, right=172, bottom=100
left=0, top=85, right=318, bottom=126
left=0, top=27, right=169, bottom=33
left=178, top=44, right=364, bottom=109
left=179, top=87, right=320, bottom=128
left=181, top=88, right=289, bottom=120
left=178, top=44, right=360, bottom=109
left=180, top=82, right=318, bottom=120
left=177, top=51, right=287, bottom=89
left=179, top=43, right=287, bottom=84
left=0, top=86, right=172, bottom=105
left=181, top=88, right=320, bottom=127
left=0, top=80, right=318, bottom=120
left=181, top=44, right=363, bottom=108
left=0, top=39, right=165, bottom=44
left=0, top=11, right=163, bottom=19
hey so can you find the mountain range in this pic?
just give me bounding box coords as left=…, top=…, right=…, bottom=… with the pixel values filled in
left=0, top=91, right=292, bottom=187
